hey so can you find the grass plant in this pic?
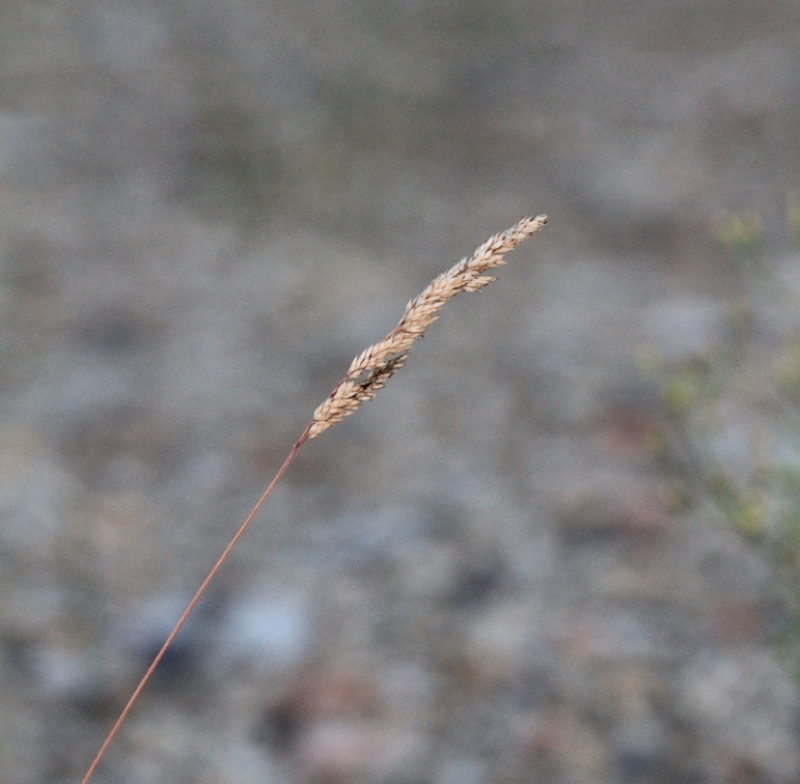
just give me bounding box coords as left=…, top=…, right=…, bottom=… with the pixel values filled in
left=79, top=214, right=548, bottom=784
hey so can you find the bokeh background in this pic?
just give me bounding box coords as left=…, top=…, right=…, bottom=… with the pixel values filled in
left=3, top=2, right=800, bottom=783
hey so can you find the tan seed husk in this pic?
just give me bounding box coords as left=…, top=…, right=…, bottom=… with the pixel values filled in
left=308, top=214, right=547, bottom=438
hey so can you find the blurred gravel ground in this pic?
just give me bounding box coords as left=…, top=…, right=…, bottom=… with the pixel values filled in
left=2, top=2, right=800, bottom=783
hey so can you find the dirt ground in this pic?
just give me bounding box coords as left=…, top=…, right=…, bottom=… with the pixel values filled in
left=2, top=2, right=800, bottom=783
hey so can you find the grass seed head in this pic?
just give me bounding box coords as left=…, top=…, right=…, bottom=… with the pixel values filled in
left=308, top=215, right=547, bottom=439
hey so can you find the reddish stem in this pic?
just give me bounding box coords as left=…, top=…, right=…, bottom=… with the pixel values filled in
left=79, top=425, right=312, bottom=784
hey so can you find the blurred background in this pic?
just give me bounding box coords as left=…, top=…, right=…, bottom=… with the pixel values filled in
left=3, top=2, right=800, bottom=783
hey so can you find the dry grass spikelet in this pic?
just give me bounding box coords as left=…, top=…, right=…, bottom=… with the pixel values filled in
left=308, top=214, right=548, bottom=438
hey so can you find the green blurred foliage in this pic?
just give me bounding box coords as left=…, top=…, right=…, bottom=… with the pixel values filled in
left=642, top=199, right=800, bottom=671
